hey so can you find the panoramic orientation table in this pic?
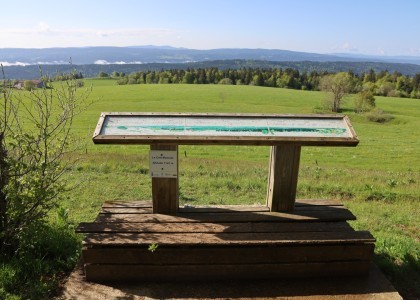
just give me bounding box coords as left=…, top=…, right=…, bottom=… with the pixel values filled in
left=93, top=113, right=359, bottom=214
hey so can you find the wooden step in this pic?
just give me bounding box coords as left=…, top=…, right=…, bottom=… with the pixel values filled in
left=77, top=221, right=354, bottom=234
left=100, top=199, right=343, bottom=209
left=95, top=208, right=356, bottom=223
left=82, top=244, right=374, bottom=264
left=79, top=200, right=375, bottom=282
left=82, top=231, right=375, bottom=246
left=84, top=261, right=371, bottom=282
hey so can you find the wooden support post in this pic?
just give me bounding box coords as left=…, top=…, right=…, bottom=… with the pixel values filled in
left=151, top=144, right=179, bottom=214
left=266, top=145, right=301, bottom=212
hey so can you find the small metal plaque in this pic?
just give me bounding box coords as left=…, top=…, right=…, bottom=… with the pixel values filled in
left=149, top=150, right=178, bottom=178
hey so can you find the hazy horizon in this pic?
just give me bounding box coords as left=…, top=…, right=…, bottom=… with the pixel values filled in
left=0, top=0, right=419, bottom=57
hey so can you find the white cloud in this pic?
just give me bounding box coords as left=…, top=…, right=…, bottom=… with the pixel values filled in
left=377, top=48, right=386, bottom=55
left=408, top=48, right=420, bottom=55
left=94, top=60, right=143, bottom=65
left=342, top=42, right=358, bottom=52
left=37, top=22, right=51, bottom=32
left=0, top=61, right=30, bottom=66
left=94, top=60, right=110, bottom=65
left=0, top=24, right=181, bottom=48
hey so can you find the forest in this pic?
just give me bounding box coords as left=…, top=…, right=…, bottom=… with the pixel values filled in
left=102, top=67, right=420, bottom=99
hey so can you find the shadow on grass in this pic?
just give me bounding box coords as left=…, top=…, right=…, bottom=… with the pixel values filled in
left=374, top=252, right=419, bottom=300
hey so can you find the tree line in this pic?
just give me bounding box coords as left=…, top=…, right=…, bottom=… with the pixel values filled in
left=108, top=67, right=420, bottom=99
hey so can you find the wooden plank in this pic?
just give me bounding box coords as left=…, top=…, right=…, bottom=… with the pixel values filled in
left=82, top=244, right=374, bottom=264
left=102, top=200, right=152, bottom=208
left=84, top=261, right=371, bottom=282
left=93, top=135, right=360, bottom=146
left=295, top=199, right=343, bottom=206
left=151, top=144, right=178, bottom=214
left=92, top=112, right=106, bottom=138
left=101, top=207, right=153, bottom=214
left=82, top=231, right=375, bottom=246
left=94, top=208, right=356, bottom=223
left=101, top=199, right=343, bottom=209
left=179, top=205, right=270, bottom=213
left=105, top=205, right=269, bottom=214
left=267, top=145, right=301, bottom=212
left=100, top=202, right=344, bottom=214
left=76, top=221, right=354, bottom=234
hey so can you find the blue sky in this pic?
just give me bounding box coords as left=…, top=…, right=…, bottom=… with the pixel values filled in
left=1, top=0, right=419, bottom=56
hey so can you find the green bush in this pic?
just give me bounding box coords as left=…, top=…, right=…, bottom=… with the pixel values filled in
left=355, top=90, right=376, bottom=113
left=365, top=108, right=394, bottom=123
left=0, top=216, right=81, bottom=300
left=218, top=78, right=233, bottom=85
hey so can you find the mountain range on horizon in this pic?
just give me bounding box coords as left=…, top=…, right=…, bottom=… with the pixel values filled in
left=1, top=45, right=420, bottom=66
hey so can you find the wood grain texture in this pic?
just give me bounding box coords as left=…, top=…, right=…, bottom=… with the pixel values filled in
left=77, top=221, right=354, bottom=234
left=94, top=207, right=356, bottom=223
left=102, top=200, right=152, bottom=208
left=82, top=231, right=375, bottom=246
left=267, top=145, right=301, bottom=212
left=99, top=199, right=343, bottom=211
left=79, top=200, right=374, bottom=282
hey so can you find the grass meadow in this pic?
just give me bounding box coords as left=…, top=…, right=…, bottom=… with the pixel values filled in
left=63, top=79, right=419, bottom=298
left=2, top=78, right=418, bottom=299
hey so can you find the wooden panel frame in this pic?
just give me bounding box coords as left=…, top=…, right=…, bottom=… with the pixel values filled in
left=92, top=112, right=359, bottom=146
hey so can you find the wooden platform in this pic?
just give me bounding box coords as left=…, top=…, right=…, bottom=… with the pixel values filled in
left=76, top=200, right=375, bottom=282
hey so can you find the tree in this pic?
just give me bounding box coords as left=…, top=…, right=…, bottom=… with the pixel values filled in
left=412, top=74, right=420, bottom=91
left=0, top=69, right=91, bottom=254
left=23, top=80, right=36, bottom=91
left=218, top=78, right=233, bottom=85
left=252, top=74, right=264, bottom=86
left=354, top=90, right=376, bottom=113
left=98, top=71, right=109, bottom=78
left=320, top=72, right=353, bottom=112
left=182, top=72, right=194, bottom=84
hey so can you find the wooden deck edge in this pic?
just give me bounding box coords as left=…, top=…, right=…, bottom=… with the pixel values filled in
left=93, top=205, right=357, bottom=223
left=82, top=243, right=375, bottom=264
left=84, top=261, right=371, bottom=282
left=81, top=231, right=375, bottom=246
left=76, top=220, right=354, bottom=234
left=100, top=199, right=344, bottom=210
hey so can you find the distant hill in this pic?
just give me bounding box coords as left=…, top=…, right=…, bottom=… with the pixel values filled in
left=3, top=59, right=420, bottom=80
left=1, top=46, right=420, bottom=79
left=2, top=46, right=420, bottom=66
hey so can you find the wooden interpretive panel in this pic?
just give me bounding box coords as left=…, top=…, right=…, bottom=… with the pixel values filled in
left=93, top=113, right=358, bottom=146
left=92, top=113, right=358, bottom=213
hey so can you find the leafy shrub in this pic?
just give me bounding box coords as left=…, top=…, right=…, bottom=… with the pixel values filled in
left=23, top=80, right=36, bottom=91
left=365, top=108, right=394, bottom=123
left=218, top=78, right=233, bottom=85
left=0, top=218, right=81, bottom=299
left=354, top=90, right=375, bottom=113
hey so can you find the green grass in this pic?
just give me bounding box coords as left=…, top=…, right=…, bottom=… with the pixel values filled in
left=65, top=79, right=420, bottom=298
left=2, top=79, right=419, bottom=299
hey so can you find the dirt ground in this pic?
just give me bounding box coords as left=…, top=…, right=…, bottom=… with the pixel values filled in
left=57, top=262, right=401, bottom=300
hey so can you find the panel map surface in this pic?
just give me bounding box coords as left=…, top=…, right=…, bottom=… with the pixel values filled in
left=100, top=115, right=352, bottom=138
